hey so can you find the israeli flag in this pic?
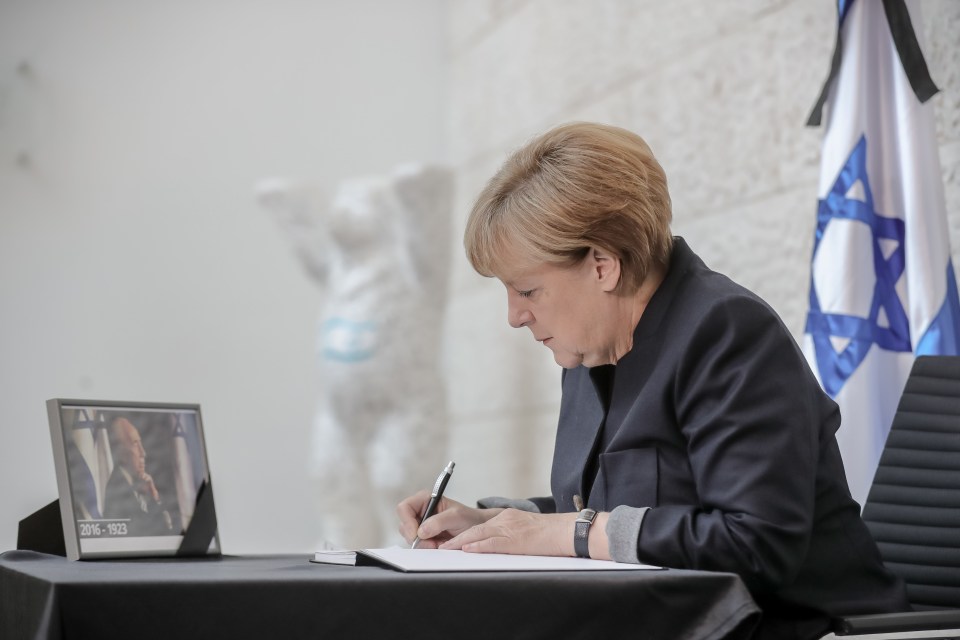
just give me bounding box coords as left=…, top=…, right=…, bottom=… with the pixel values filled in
left=804, top=0, right=960, bottom=506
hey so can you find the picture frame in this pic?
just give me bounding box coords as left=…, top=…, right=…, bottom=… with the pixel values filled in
left=46, top=399, right=221, bottom=560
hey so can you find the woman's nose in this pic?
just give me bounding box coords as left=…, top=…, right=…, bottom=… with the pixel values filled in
left=508, top=301, right=534, bottom=329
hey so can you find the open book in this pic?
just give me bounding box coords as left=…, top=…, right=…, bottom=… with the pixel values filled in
left=311, top=547, right=662, bottom=572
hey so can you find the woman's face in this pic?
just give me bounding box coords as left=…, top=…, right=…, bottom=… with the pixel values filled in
left=498, top=248, right=622, bottom=369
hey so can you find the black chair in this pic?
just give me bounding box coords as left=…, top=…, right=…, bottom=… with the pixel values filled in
left=827, top=355, right=960, bottom=639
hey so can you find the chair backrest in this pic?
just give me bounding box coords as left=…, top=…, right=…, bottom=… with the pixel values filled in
left=861, top=355, right=960, bottom=611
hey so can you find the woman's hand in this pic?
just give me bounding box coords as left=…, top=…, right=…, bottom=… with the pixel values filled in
left=439, top=509, right=579, bottom=557
left=397, top=491, right=500, bottom=548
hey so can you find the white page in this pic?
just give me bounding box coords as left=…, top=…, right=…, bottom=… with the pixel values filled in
left=359, top=548, right=662, bottom=572
left=311, top=550, right=357, bottom=565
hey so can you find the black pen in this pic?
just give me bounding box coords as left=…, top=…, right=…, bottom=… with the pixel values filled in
left=411, top=461, right=455, bottom=549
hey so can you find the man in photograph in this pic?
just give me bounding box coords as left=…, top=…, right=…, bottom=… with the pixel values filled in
left=103, top=416, right=174, bottom=536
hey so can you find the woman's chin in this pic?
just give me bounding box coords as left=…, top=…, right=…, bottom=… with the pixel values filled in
left=552, top=352, right=584, bottom=369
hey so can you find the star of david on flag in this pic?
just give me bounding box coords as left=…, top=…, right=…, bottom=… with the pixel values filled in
left=803, top=0, right=960, bottom=506
left=807, top=135, right=911, bottom=398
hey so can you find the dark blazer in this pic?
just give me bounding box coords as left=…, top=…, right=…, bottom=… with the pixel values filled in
left=549, top=237, right=907, bottom=620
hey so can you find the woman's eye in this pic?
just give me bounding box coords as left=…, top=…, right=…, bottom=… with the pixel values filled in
left=518, top=289, right=534, bottom=298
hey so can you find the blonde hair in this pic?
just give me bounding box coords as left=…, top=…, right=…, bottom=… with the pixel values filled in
left=464, top=122, right=673, bottom=293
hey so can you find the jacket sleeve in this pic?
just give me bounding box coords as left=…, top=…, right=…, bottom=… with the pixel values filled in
left=634, top=294, right=836, bottom=593
left=476, top=496, right=555, bottom=513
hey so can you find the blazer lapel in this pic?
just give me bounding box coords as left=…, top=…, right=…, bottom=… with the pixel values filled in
left=552, top=367, right=606, bottom=512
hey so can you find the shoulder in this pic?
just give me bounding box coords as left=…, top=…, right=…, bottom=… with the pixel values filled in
left=669, top=256, right=786, bottom=344
left=105, top=466, right=125, bottom=488
left=655, top=239, right=782, bottom=327
left=659, top=253, right=813, bottom=386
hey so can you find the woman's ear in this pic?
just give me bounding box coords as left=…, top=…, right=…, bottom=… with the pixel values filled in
left=591, top=247, right=622, bottom=292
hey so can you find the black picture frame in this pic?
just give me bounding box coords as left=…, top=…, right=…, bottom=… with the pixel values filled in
left=46, top=398, right=221, bottom=560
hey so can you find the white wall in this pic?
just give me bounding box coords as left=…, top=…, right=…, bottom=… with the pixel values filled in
left=0, top=0, right=444, bottom=554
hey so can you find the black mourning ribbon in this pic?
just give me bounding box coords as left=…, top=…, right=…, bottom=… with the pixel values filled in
left=806, top=0, right=939, bottom=127
left=176, top=479, right=220, bottom=556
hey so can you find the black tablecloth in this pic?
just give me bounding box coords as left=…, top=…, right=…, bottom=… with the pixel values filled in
left=0, top=550, right=760, bottom=640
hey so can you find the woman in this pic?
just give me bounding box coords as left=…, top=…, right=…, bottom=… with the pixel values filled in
left=398, top=122, right=908, bottom=637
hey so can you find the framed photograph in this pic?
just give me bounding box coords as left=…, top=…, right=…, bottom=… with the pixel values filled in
left=46, top=399, right=221, bottom=560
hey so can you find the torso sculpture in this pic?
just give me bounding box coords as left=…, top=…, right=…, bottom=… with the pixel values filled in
left=257, top=164, right=452, bottom=548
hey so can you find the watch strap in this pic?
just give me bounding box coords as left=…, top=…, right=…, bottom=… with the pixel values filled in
left=573, top=508, right=597, bottom=558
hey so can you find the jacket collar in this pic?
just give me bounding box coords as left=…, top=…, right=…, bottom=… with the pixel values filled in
left=557, top=237, right=697, bottom=507
left=628, top=236, right=696, bottom=342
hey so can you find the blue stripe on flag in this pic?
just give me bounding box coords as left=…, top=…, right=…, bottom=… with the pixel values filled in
left=916, top=262, right=960, bottom=356
left=839, top=0, right=854, bottom=27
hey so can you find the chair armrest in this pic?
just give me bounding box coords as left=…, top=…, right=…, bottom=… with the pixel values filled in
left=833, top=609, right=960, bottom=635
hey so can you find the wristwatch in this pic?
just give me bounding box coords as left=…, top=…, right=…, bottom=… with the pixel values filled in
left=574, top=508, right=598, bottom=558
